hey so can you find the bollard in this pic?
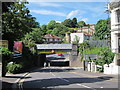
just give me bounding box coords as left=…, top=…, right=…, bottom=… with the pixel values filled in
left=91, top=62, right=95, bottom=72
left=87, top=62, right=91, bottom=72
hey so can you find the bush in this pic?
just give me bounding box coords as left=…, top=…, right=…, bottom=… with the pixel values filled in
left=97, top=67, right=103, bottom=72
left=7, top=63, right=23, bottom=74
left=97, top=48, right=115, bottom=66
left=0, top=47, right=13, bottom=76
left=83, top=47, right=109, bottom=55
left=79, top=42, right=90, bottom=60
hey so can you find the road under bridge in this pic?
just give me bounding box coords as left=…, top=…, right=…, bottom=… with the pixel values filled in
left=35, top=44, right=80, bottom=67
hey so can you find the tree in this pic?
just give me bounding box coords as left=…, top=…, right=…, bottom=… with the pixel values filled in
left=22, top=28, right=44, bottom=47
left=62, top=19, right=73, bottom=28
left=72, top=17, right=77, bottom=28
left=96, top=47, right=115, bottom=72
left=2, top=2, right=14, bottom=13
left=77, top=21, right=86, bottom=28
left=93, top=19, right=110, bottom=40
left=2, top=2, right=39, bottom=41
left=47, top=20, right=56, bottom=30
left=72, top=35, right=80, bottom=45
left=41, top=24, right=48, bottom=35
left=51, top=23, right=68, bottom=38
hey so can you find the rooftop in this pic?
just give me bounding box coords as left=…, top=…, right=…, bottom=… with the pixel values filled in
left=44, top=34, right=61, bottom=39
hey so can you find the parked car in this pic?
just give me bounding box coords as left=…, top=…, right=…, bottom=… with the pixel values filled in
left=57, top=53, right=62, bottom=56
left=57, top=54, right=65, bottom=59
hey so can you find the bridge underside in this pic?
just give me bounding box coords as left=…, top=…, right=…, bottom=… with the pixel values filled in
left=35, top=44, right=80, bottom=67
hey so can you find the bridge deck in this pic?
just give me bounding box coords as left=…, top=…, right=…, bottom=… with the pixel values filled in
left=36, top=44, right=72, bottom=50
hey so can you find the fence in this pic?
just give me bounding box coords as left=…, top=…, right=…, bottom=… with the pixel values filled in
left=85, top=40, right=110, bottom=47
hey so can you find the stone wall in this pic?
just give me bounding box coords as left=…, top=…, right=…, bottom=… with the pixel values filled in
left=69, top=45, right=83, bottom=67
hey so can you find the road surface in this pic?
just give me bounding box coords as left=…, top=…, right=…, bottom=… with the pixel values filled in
left=17, top=67, right=118, bottom=89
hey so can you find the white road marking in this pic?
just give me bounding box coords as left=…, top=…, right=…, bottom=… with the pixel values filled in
left=51, top=73, right=56, bottom=77
left=76, top=83, right=91, bottom=88
left=49, top=69, right=94, bottom=89
left=58, top=77, right=70, bottom=83
left=18, top=73, right=30, bottom=90
left=50, top=69, right=70, bottom=83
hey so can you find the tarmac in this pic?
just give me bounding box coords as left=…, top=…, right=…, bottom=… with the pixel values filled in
left=1, top=67, right=119, bottom=90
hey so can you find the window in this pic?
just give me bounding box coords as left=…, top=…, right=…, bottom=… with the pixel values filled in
left=49, top=39, right=53, bottom=41
left=55, top=39, right=58, bottom=41
left=116, top=9, right=120, bottom=23
left=46, top=39, right=48, bottom=41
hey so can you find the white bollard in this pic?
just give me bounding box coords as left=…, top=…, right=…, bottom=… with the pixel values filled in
left=87, top=62, right=91, bottom=72
left=91, top=62, right=95, bottom=72
left=95, top=65, right=97, bottom=72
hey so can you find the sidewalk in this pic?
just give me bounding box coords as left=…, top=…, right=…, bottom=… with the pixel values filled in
left=72, top=67, right=119, bottom=81
left=1, top=67, right=38, bottom=89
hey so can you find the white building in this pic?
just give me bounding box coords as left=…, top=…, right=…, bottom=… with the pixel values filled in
left=74, top=24, right=95, bottom=36
left=109, top=0, right=120, bottom=53
left=70, top=33, right=92, bottom=44
left=104, top=0, right=120, bottom=74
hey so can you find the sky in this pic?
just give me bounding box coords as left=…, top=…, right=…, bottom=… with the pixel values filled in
left=26, top=2, right=109, bottom=26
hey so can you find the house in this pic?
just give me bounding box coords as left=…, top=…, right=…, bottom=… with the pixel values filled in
left=109, top=0, right=120, bottom=53
left=74, top=24, right=95, bottom=36
left=44, top=34, right=62, bottom=44
left=103, top=0, right=120, bottom=74
left=70, top=32, right=92, bottom=44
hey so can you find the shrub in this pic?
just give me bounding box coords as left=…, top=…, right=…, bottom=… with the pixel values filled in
left=7, top=63, right=23, bottom=74
left=97, top=48, right=115, bottom=66
left=96, top=48, right=115, bottom=72
left=79, top=42, right=90, bottom=60
left=0, top=47, right=12, bottom=76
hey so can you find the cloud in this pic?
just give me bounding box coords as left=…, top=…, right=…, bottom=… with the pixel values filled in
left=30, top=10, right=66, bottom=16
left=66, top=10, right=79, bottom=19
left=81, top=18, right=89, bottom=22
left=37, top=2, right=62, bottom=7
left=56, top=21, right=61, bottom=23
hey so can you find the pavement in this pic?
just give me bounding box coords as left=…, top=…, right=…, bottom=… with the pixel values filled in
left=1, top=67, right=38, bottom=89
left=1, top=66, right=119, bottom=89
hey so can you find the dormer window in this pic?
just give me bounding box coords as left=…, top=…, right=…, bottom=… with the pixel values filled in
left=116, top=9, right=120, bottom=23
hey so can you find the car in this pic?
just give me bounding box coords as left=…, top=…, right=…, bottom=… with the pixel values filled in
left=57, top=54, right=65, bottom=59
left=57, top=53, right=62, bottom=56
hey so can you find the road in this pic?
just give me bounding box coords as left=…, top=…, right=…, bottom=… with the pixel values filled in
left=18, top=67, right=118, bottom=89
left=46, top=54, right=69, bottom=66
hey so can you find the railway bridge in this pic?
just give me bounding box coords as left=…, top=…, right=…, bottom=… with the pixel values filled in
left=35, top=44, right=79, bottom=67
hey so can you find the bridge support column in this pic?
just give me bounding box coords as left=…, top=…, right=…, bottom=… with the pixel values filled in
left=69, top=45, right=83, bottom=67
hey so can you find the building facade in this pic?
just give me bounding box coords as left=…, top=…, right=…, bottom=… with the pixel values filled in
left=109, top=0, right=120, bottom=53
left=74, top=24, right=95, bottom=36
left=44, top=34, right=62, bottom=44
left=70, top=33, right=92, bottom=44
left=104, top=0, right=120, bottom=74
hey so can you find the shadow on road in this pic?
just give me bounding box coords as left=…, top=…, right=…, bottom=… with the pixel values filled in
left=1, top=80, right=13, bottom=89
left=22, top=68, right=116, bottom=89
left=31, top=68, right=76, bottom=73
left=22, top=76, right=113, bottom=89
left=4, top=76, right=31, bottom=79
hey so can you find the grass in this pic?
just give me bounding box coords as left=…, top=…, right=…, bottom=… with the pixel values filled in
left=83, top=47, right=109, bottom=55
